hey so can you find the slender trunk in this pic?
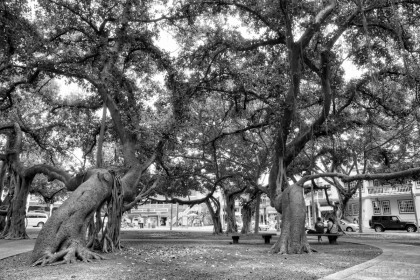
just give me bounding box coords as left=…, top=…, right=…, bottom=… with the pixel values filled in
left=240, top=203, right=253, bottom=234
left=205, top=198, right=222, bottom=234
left=96, top=101, right=107, bottom=168
left=0, top=162, right=5, bottom=204
left=225, top=193, right=237, bottom=233
left=254, top=193, right=260, bottom=233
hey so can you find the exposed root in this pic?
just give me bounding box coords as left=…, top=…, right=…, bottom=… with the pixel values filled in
left=303, top=243, right=313, bottom=254
left=32, top=243, right=106, bottom=267
left=270, top=238, right=312, bottom=255
left=2, top=232, right=29, bottom=240
left=270, top=243, right=281, bottom=254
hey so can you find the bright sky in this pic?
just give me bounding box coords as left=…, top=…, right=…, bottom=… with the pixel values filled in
left=342, top=60, right=364, bottom=81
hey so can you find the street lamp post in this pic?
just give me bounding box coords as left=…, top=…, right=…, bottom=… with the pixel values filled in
left=411, top=184, right=419, bottom=233
left=358, top=183, right=363, bottom=233
left=170, top=203, right=173, bottom=231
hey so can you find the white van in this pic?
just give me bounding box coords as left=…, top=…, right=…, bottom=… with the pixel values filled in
left=26, top=212, right=48, bottom=228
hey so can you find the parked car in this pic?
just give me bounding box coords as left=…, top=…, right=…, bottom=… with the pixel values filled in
left=25, top=212, right=48, bottom=228
left=339, top=219, right=359, bottom=232
left=369, top=215, right=418, bottom=232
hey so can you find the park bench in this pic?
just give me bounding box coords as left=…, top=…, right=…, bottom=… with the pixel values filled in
left=261, top=233, right=276, bottom=244
left=231, top=233, right=277, bottom=244
left=306, top=233, right=343, bottom=244
left=231, top=235, right=240, bottom=244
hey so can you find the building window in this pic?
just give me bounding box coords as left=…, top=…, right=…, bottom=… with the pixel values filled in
left=381, top=200, right=390, bottom=214
left=398, top=200, right=414, bottom=213
left=372, top=201, right=381, bottom=215
left=348, top=181, right=357, bottom=188
left=416, top=180, right=420, bottom=189
left=344, top=204, right=351, bottom=216
left=352, top=203, right=359, bottom=215
left=373, top=180, right=380, bottom=186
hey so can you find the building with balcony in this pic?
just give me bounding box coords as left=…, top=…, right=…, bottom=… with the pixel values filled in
left=305, top=178, right=420, bottom=229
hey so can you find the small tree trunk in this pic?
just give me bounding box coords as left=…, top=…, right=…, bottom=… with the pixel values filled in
left=96, top=101, right=107, bottom=168
left=31, top=169, right=113, bottom=266
left=205, top=198, right=222, bottom=234
left=240, top=203, right=253, bottom=234
left=225, top=193, right=237, bottom=233
left=254, top=193, right=260, bottom=233
left=271, top=185, right=311, bottom=254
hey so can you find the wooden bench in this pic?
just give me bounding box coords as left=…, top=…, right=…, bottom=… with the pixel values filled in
left=306, top=233, right=343, bottom=244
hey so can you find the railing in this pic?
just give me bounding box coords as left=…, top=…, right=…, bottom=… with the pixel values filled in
left=367, top=184, right=411, bottom=195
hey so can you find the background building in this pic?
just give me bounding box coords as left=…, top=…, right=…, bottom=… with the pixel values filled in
left=305, top=178, right=420, bottom=229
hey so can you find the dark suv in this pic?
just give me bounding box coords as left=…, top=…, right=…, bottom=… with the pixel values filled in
left=369, top=215, right=418, bottom=232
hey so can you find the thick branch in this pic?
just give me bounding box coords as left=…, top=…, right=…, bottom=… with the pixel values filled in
left=297, top=167, right=420, bottom=185
left=298, top=0, right=337, bottom=48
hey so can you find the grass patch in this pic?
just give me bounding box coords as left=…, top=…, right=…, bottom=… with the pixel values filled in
left=0, top=230, right=381, bottom=280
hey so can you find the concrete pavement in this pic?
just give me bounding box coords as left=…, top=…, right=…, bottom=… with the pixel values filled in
left=1, top=231, right=420, bottom=280
left=320, top=238, right=420, bottom=280
left=0, top=238, right=36, bottom=260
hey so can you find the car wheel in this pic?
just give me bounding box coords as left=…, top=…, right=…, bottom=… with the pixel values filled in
left=374, top=225, right=383, bottom=232
left=346, top=227, right=354, bottom=232
left=406, top=225, right=416, bottom=232
left=37, top=222, right=45, bottom=228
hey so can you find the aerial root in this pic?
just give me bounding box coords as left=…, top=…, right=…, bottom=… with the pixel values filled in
left=32, top=244, right=106, bottom=266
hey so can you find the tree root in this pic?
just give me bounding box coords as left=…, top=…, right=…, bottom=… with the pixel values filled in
left=270, top=240, right=313, bottom=255
left=1, top=232, right=29, bottom=240
left=32, top=243, right=106, bottom=266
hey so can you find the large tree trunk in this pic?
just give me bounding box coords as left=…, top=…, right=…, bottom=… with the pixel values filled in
left=31, top=169, right=113, bottom=265
left=271, top=185, right=311, bottom=254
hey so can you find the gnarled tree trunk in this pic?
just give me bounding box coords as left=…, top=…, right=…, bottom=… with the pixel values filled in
left=31, top=169, right=113, bottom=265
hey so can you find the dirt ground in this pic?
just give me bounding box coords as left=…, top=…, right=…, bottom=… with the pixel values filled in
left=0, top=230, right=382, bottom=280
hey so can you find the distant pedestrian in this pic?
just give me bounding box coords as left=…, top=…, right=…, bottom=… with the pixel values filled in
left=353, top=218, right=358, bottom=224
